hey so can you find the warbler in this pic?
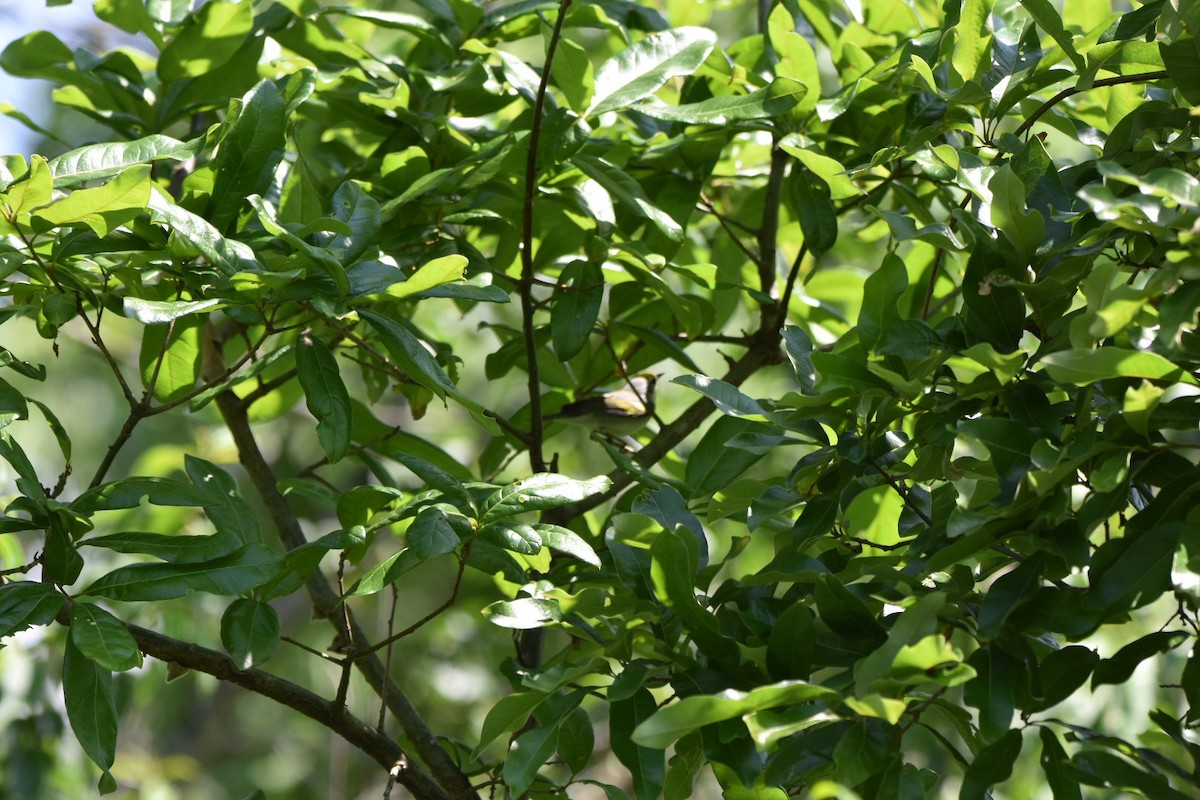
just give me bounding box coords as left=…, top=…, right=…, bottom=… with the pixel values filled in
left=547, top=373, right=658, bottom=436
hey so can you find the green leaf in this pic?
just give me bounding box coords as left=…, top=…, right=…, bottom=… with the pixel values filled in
left=685, top=417, right=773, bottom=495
left=0, top=430, right=45, bottom=501
left=649, top=528, right=735, bottom=661
left=977, top=555, right=1044, bottom=640
left=1161, top=36, right=1200, bottom=105
left=482, top=597, right=562, bottom=629
left=474, top=690, right=552, bottom=757
left=964, top=647, right=1019, bottom=742
left=208, top=79, right=286, bottom=232
left=0, top=582, right=66, bottom=638
left=558, top=705, right=595, bottom=774
left=379, top=254, right=468, bottom=301
left=781, top=326, right=817, bottom=393
left=482, top=520, right=543, bottom=555
left=814, top=574, right=887, bottom=645
left=663, top=733, right=705, bottom=800
left=832, top=719, right=886, bottom=788
left=1025, top=645, right=1098, bottom=711
left=94, top=0, right=161, bottom=42
left=766, top=603, right=815, bottom=680
left=320, top=180, right=381, bottom=266
left=536, top=523, right=601, bottom=566
left=345, top=548, right=421, bottom=597
left=611, top=689, right=665, bottom=800
left=407, top=507, right=460, bottom=559
left=247, top=195, right=349, bottom=297
left=778, top=135, right=860, bottom=199
left=44, top=523, right=84, bottom=586
left=0, top=346, right=46, bottom=382
left=1041, top=348, right=1195, bottom=386
left=1071, top=750, right=1191, bottom=800
left=297, top=336, right=352, bottom=463
left=47, top=135, right=197, bottom=186
left=1091, top=631, right=1188, bottom=688
left=70, top=603, right=142, bottom=672
left=858, top=253, right=908, bottom=351
left=124, top=297, right=223, bottom=324
left=552, top=35, right=595, bottom=113
left=588, top=27, right=717, bottom=117
left=83, top=544, right=282, bottom=602
left=1038, top=728, right=1082, bottom=800
left=73, top=476, right=209, bottom=512
left=1085, top=523, right=1182, bottom=616
left=0, top=374, right=29, bottom=424
left=952, top=0, right=991, bottom=83
left=960, top=729, right=1022, bottom=800
left=80, top=530, right=242, bottom=564
left=329, top=7, right=456, bottom=59
left=31, top=164, right=149, bottom=237
left=220, top=598, right=281, bottom=669
left=673, top=375, right=768, bottom=419
left=358, top=310, right=499, bottom=433
left=791, top=167, right=837, bottom=257
left=147, top=187, right=259, bottom=275
left=503, top=721, right=560, bottom=796
left=551, top=261, right=603, bottom=360
left=185, top=456, right=262, bottom=543
left=63, top=637, right=117, bottom=790
left=632, top=680, right=838, bottom=749
left=139, top=317, right=202, bottom=404
left=481, top=473, right=611, bottom=520
left=633, top=77, right=806, bottom=124
left=158, top=0, right=253, bottom=82
left=1018, top=0, right=1085, bottom=71
left=633, top=485, right=708, bottom=567
left=574, top=155, right=684, bottom=241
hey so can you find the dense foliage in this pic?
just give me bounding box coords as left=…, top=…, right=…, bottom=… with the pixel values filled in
left=2, top=0, right=1199, bottom=798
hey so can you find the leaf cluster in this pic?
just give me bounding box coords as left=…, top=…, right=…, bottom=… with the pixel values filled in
left=1, top=0, right=1200, bottom=798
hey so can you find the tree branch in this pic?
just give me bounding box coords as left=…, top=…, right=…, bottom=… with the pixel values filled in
left=124, top=622, right=450, bottom=800
left=202, top=325, right=476, bottom=800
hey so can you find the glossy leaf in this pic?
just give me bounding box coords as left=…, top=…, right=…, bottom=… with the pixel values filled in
left=83, top=544, right=282, bottom=602
left=481, top=473, right=611, bottom=520
left=588, top=27, right=717, bottom=117
left=48, top=135, right=196, bottom=186
left=296, top=336, right=352, bottom=463
left=220, top=598, right=281, bottom=669
left=611, top=689, right=665, bottom=800
left=632, top=680, right=838, bottom=749
left=63, top=637, right=118, bottom=791
left=70, top=603, right=142, bottom=672
left=0, top=582, right=66, bottom=639
left=481, top=597, right=562, bottom=629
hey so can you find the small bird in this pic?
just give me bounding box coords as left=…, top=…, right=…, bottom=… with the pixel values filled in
left=546, top=373, right=658, bottom=436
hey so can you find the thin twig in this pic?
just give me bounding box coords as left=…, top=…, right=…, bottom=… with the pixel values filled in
left=1013, top=70, right=1170, bottom=138
left=379, top=583, right=399, bottom=731
left=519, top=0, right=573, bottom=473
left=354, top=540, right=473, bottom=659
